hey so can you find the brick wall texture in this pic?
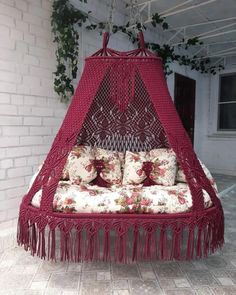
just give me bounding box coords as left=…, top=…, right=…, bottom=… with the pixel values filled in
left=0, top=0, right=67, bottom=223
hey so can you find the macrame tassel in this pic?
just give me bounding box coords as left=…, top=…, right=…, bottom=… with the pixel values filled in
left=218, top=210, right=225, bottom=247
left=143, top=227, right=156, bottom=260
left=115, top=228, right=128, bottom=263
left=103, top=227, right=111, bottom=262
left=23, top=220, right=30, bottom=250
left=85, top=227, right=99, bottom=261
left=211, top=218, right=218, bottom=252
left=196, top=226, right=203, bottom=258
left=142, top=162, right=158, bottom=187
left=48, top=229, right=56, bottom=261
left=159, top=225, right=168, bottom=260
left=52, top=228, right=57, bottom=260
left=60, top=230, right=73, bottom=261
left=172, top=227, right=183, bottom=260
left=75, top=229, right=82, bottom=262
left=17, top=218, right=22, bottom=245
left=92, top=160, right=111, bottom=188
left=66, top=232, right=73, bottom=261
left=132, top=226, right=140, bottom=261
left=214, top=209, right=224, bottom=250
left=17, top=217, right=29, bottom=249
left=186, top=226, right=195, bottom=260
left=30, top=222, right=37, bottom=256
left=37, top=229, right=46, bottom=259
left=143, top=178, right=158, bottom=187
left=203, top=223, right=210, bottom=257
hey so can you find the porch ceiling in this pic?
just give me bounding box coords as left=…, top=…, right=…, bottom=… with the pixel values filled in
left=132, top=0, right=236, bottom=60
left=76, top=0, right=236, bottom=62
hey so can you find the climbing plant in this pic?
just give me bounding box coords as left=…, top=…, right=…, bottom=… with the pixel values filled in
left=51, top=0, right=88, bottom=101
left=51, top=0, right=224, bottom=102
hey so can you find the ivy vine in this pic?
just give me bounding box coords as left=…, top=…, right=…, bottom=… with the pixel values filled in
left=51, top=0, right=88, bottom=101
left=51, top=0, right=224, bottom=102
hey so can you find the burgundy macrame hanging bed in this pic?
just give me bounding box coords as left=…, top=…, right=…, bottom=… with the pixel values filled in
left=17, top=32, right=224, bottom=263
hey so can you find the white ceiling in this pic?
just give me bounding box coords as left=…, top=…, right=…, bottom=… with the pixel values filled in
left=78, top=0, right=236, bottom=61
left=125, top=0, right=236, bottom=61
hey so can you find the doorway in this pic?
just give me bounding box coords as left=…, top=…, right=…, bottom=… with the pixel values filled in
left=174, top=73, right=196, bottom=144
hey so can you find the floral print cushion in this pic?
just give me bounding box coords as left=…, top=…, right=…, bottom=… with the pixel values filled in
left=176, top=160, right=218, bottom=192
left=123, top=149, right=177, bottom=186
left=123, top=151, right=148, bottom=185
left=64, top=145, right=97, bottom=185
left=31, top=182, right=212, bottom=214
left=149, top=148, right=177, bottom=186
left=94, top=148, right=123, bottom=185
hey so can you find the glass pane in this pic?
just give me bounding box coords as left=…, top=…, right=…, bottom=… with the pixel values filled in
left=219, top=103, right=236, bottom=130
left=220, top=75, right=236, bottom=102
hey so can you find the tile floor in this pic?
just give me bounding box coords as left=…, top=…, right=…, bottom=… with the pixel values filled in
left=0, top=174, right=236, bottom=295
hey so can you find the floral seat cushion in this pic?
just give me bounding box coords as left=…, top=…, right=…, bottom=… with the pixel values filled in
left=31, top=181, right=212, bottom=214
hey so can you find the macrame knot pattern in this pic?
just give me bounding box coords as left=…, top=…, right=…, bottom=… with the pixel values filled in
left=91, top=159, right=110, bottom=187
left=109, top=60, right=137, bottom=112
left=142, top=161, right=158, bottom=186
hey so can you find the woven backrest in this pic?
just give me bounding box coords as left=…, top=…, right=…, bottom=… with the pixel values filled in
left=77, top=71, right=169, bottom=152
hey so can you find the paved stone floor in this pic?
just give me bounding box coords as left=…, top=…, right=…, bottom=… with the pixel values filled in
left=0, top=174, right=236, bottom=295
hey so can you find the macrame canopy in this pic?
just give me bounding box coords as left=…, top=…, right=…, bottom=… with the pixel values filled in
left=17, top=31, right=224, bottom=263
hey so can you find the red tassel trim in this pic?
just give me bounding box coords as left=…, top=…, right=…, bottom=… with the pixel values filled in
left=17, top=205, right=224, bottom=263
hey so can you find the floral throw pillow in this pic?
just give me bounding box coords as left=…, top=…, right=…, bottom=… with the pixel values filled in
left=123, top=151, right=148, bottom=185
left=94, top=148, right=123, bottom=186
left=149, top=148, right=177, bottom=186
left=65, top=145, right=97, bottom=185
left=123, top=149, right=177, bottom=186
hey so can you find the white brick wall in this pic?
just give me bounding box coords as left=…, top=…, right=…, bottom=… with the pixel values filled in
left=0, top=0, right=67, bottom=223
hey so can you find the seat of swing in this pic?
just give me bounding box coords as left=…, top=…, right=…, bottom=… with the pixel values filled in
left=30, top=146, right=216, bottom=215
left=31, top=181, right=213, bottom=214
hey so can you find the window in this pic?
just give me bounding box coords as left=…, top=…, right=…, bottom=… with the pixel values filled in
left=218, top=73, right=236, bottom=130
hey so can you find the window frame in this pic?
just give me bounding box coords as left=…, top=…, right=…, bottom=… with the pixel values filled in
left=217, top=72, right=236, bottom=132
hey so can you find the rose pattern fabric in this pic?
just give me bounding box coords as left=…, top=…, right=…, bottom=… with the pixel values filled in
left=63, top=145, right=97, bottom=185
left=123, top=151, right=147, bottom=185
left=149, top=148, right=177, bottom=186
left=176, top=159, right=218, bottom=192
left=31, top=181, right=213, bottom=214
left=29, top=148, right=216, bottom=214
left=123, top=149, right=177, bottom=186
left=94, top=148, right=123, bottom=185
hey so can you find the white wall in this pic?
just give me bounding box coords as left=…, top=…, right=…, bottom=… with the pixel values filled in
left=167, top=61, right=236, bottom=176
left=0, top=0, right=67, bottom=224
left=0, top=0, right=138, bottom=225
left=198, top=64, right=236, bottom=176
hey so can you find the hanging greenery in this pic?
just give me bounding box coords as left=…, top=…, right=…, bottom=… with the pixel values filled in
left=51, top=0, right=88, bottom=101
left=51, top=0, right=224, bottom=102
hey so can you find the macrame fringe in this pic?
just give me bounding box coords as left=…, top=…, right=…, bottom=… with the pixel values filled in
left=17, top=207, right=224, bottom=263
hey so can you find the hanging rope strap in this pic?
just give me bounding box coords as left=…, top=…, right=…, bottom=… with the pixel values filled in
left=102, top=32, right=110, bottom=55
left=107, top=0, right=116, bottom=33
left=137, top=31, right=156, bottom=57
